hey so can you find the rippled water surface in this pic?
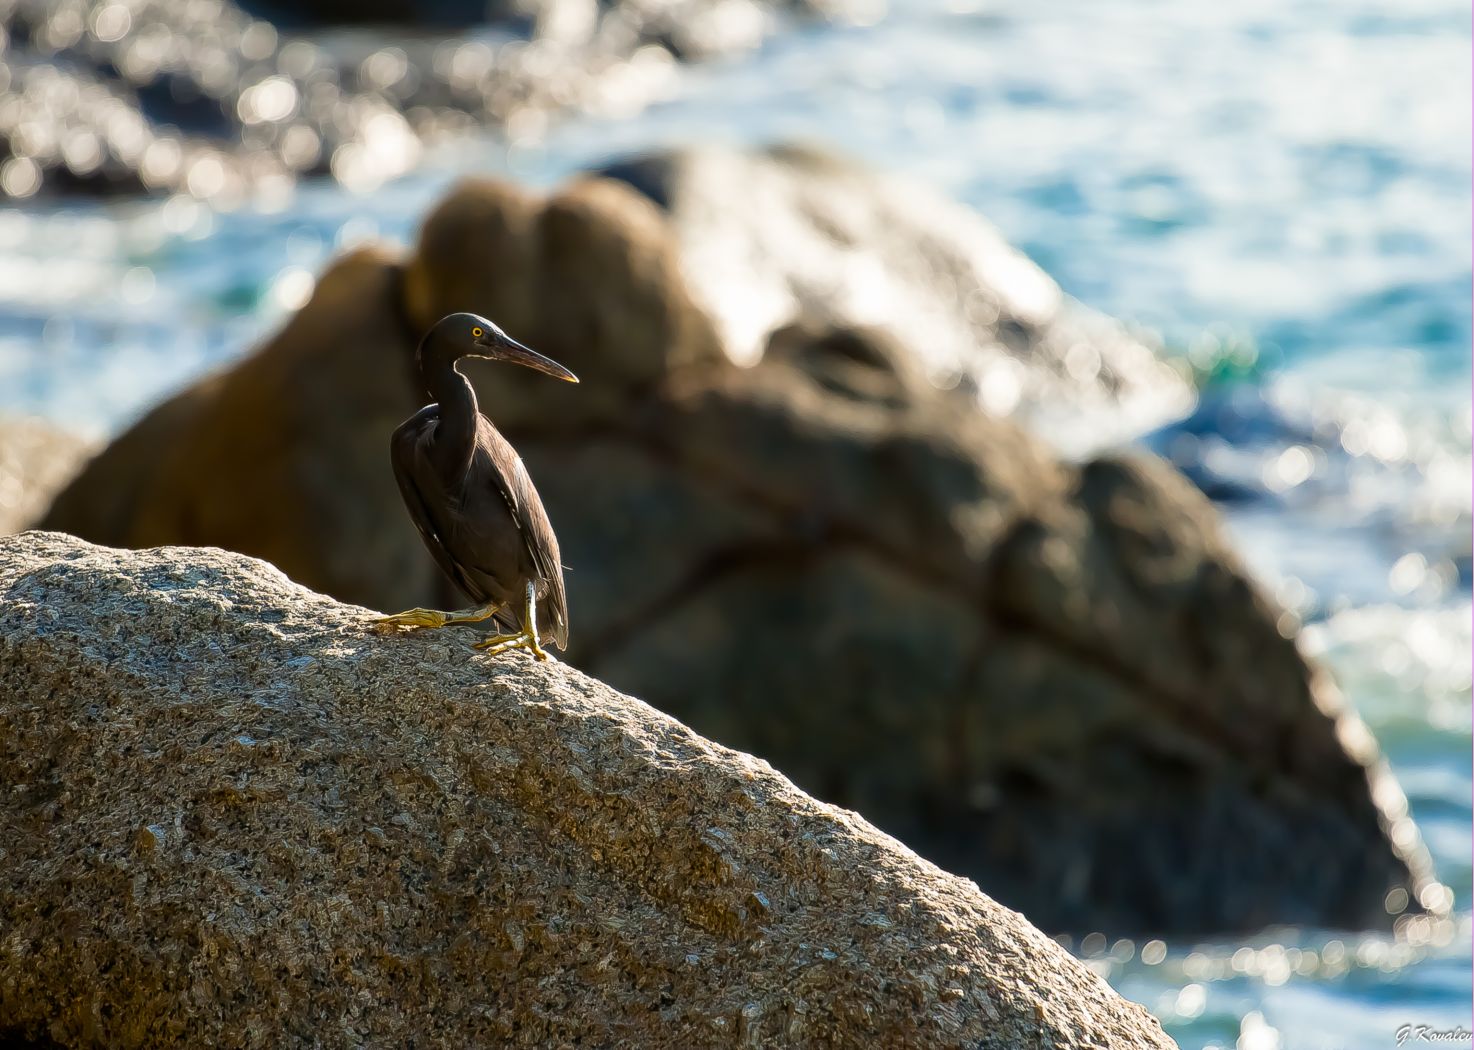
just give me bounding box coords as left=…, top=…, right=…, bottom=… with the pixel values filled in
left=1, top=1, right=1469, bottom=1045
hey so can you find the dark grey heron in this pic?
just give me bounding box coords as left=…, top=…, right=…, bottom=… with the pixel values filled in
left=374, top=312, right=577, bottom=660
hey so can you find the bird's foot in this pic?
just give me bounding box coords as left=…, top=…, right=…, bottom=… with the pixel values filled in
left=374, top=602, right=503, bottom=633
left=473, top=629, right=550, bottom=662
left=374, top=607, right=452, bottom=632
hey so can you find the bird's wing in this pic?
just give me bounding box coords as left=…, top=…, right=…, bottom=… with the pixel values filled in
left=478, top=425, right=570, bottom=650
left=390, top=409, right=489, bottom=606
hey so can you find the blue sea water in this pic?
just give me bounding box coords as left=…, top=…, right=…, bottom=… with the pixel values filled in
left=0, top=0, right=1468, bottom=1046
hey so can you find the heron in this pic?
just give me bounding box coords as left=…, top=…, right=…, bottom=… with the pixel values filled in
left=374, top=312, right=578, bottom=661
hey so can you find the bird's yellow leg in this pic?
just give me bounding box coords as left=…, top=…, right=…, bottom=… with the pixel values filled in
left=473, top=583, right=549, bottom=661
left=374, top=602, right=502, bottom=632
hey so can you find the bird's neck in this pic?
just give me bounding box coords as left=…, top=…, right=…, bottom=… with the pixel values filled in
left=418, top=338, right=479, bottom=485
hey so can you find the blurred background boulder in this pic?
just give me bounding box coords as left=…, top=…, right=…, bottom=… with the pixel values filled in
left=601, top=145, right=1192, bottom=452
left=38, top=164, right=1442, bottom=937
left=0, top=417, right=95, bottom=537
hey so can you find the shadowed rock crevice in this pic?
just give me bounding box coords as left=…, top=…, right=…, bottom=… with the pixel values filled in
left=573, top=537, right=816, bottom=673
left=980, top=513, right=1284, bottom=768
left=0, top=530, right=1179, bottom=1050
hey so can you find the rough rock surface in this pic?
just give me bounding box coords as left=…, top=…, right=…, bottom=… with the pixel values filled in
left=0, top=417, right=93, bottom=538
left=601, top=145, right=1192, bottom=450
left=0, top=530, right=1178, bottom=1050
left=39, top=172, right=1445, bottom=935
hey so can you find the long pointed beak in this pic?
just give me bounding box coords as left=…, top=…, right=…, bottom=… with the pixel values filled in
left=478, top=334, right=579, bottom=383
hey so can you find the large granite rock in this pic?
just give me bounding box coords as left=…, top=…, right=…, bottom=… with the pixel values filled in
left=601, top=145, right=1193, bottom=451
left=39, top=171, right=1445, bottom=936
left=0, top=530, right=1178, bottom=1050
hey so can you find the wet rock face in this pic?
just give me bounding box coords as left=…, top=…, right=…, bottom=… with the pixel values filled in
left=601, top=145, right=1194, bottom=452
left=0, top=0, right=857, bottom=200
left=0, top=530, right=1179, bottom=1050
left=37, top=172, right=1445, bottom=937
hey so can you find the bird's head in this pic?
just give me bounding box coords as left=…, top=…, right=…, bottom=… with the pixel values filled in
left=428, top=312, right=580, bottom=383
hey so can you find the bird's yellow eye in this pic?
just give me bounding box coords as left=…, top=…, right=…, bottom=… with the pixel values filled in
left=471, top=326, right=484, bottom=338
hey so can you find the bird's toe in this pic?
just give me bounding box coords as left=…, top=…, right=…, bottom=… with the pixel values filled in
left=374, top=607, right=449, bottom=630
